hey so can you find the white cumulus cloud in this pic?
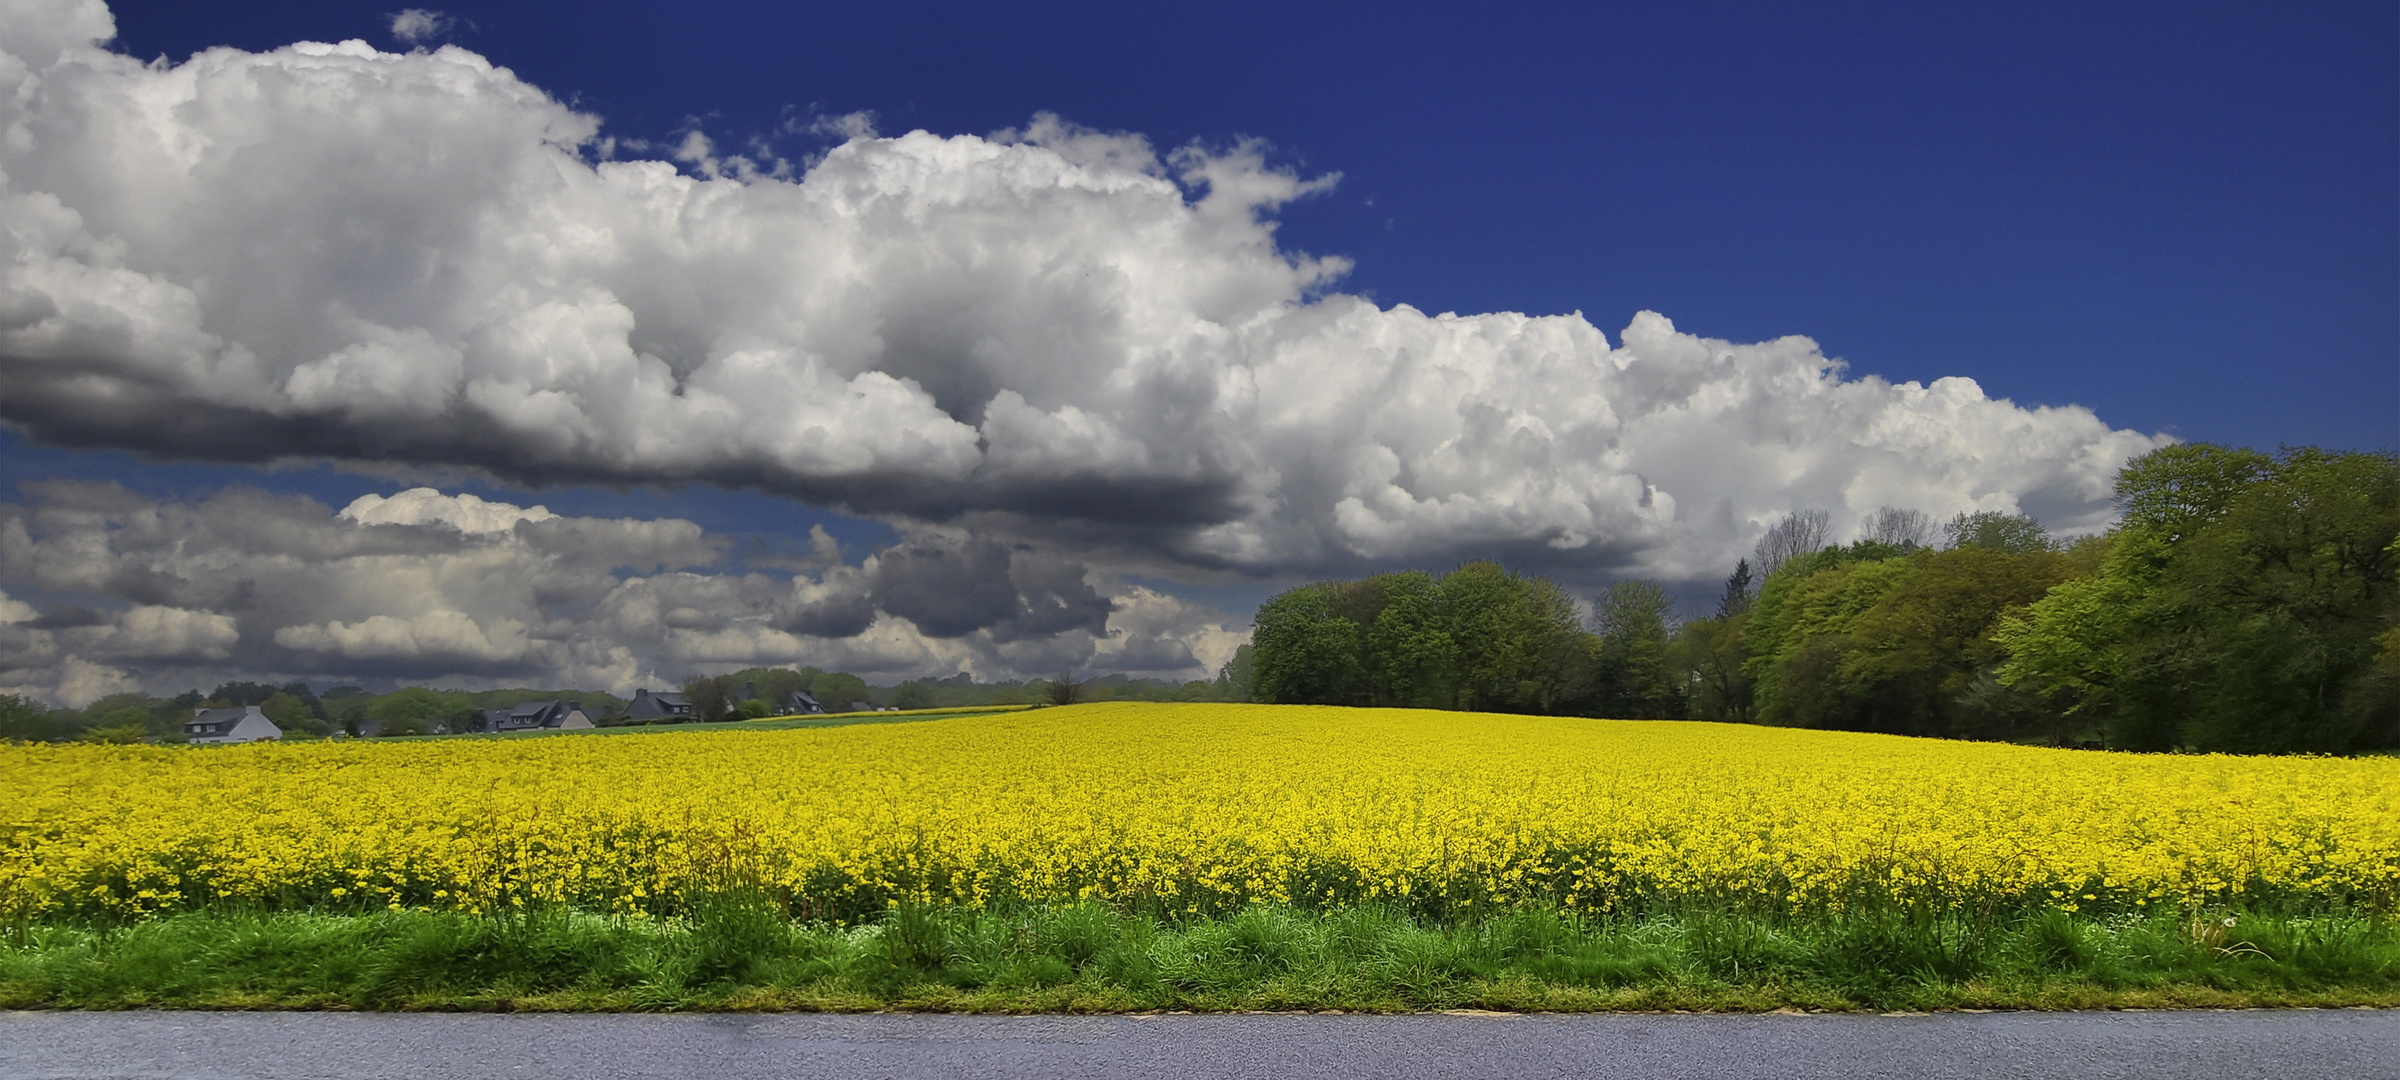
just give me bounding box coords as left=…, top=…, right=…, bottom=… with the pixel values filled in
left=0, top=1, right=2166, bottom=601
left=340, top=487, right=558, bottom=533
left=387, top=8, right=453, bottom=46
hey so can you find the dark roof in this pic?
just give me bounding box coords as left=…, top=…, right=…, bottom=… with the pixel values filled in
left=626, top=689, right=693, bottom=719
left=189, top=706, right=249, bottom=728
left=186, top=706, right=277, bottom=738
left=477, top=700, right=582, bottom=731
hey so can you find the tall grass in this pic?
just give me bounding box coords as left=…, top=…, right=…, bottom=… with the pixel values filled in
left=4, top=901, right=2393, bottom=1012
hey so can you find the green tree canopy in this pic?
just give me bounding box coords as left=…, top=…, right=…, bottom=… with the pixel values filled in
left=1591, top=579, right=1679, bottom=718
left=1246, top=563, right=1592, bottom=714
left=1740, top=539, right=2081, bottom=737
left=260, top=691, right=327, bottom=736
left=1248, top=584, right=1362, bottom=706
left=364, top=688, right=470, bottom=735
left=1999, top=444, right=2400, bottom=752
left=0, top=694, right=61, bottom=742
left=1943, top=511, right=2051, bottom=554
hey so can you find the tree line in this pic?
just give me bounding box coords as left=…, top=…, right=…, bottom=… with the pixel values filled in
left=1234, top=444, right=2398, bottom=753
left=0, top=682, right=639, bottom=743
left=0, top=666, right=1251, bottom=742
left=673, top=667, right=1248, bottom=722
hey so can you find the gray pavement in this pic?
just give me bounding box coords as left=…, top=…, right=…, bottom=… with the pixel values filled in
left=2, top=1009, right=2394, bottom=1080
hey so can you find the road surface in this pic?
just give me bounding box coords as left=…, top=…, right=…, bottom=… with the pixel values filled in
left=4, top=1009, right=2393, bottom=1079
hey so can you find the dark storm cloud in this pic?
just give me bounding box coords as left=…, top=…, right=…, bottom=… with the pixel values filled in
left=867, top=537, right=1113, bottom=642
left=0, top=482, right=1241, bottom=706
left=25, top=605, right=107, bottom=629
left=870, top=537, right=1022, bottom=639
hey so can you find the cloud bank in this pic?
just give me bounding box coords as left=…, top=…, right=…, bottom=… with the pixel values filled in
left=0, top=483, right=1245, bottom=706
left=0, top=0, right=2167, bottom=597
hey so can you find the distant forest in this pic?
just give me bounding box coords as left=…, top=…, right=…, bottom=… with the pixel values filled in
left=1237, top=444, right=2399, bottom=754
left=671, top=667, right=1244, bottom=724
left=0, top=668, right=1241, bottom=743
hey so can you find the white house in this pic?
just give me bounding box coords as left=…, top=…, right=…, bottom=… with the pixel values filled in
left=186, top=706, right=282, bottom=744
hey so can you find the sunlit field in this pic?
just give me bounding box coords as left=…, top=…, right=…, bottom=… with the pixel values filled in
left=6, top=703, right=2394, bottom=923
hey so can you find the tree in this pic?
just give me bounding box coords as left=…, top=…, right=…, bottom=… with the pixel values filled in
left=82, top=711, right=151, bottom=743
left=1438, top=562, right=1583, bottom=713
left=1742, top=553, right=1914, bottom=727
left=1249, top=585, right=1362, bottom=705
left=1667, top=614, right=1751, bottom=722
left=366, top=687, right=470, bottom=736
left=1245, top=563, right=1595, bottom=714
left=278, top=682, right=327, bottom=723
left=2172, top=447, right=2398, bottom=752
left=1592, top=579, right=1680, bottom=718
left=680, top=676, right=741, bottom=723
left=1214, top=644, right=1256, bottom=702
left=890, top=681, right=938, bottom=710
left=1715, top=559, right=1755, bottom=618
left=0, top=693, right=60, bottom=742
left=1752, top=511, right=1832, bottom=579
left=2114, top=442, right=2271, bottom=542
left=208, top=681, right=281, bottom=708
left=1362, top=571, right=1452, bottom=708
left=1860, top=507, right=1935, bottom=550
left=78, top=692, right=177, bottom=740
left=319, top=687, right=371, bottom=735
left=1836, top=547, right=2082, bottom=738
left=798, top=669, right=870, bottom=712
left=2342, top=535, right=2400, bottom=740
left=261, top=691, right=327, bottom=737
left=1993, top=535, right=2151, bottom=739
left=740, top=667, right=813, bottom=705
left=1044, top=672, right=1083, bottom=706
left=1944, top=511, right=2051, bottom=554
left=1998, top=445, right=2400, bottom=753
left=1737, top=538, right=2084, bottom=739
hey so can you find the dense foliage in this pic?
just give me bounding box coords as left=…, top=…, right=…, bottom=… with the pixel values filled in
left=1996, top=445, right=2399, bottom=753
left=1245, top=563, right=1657, bottom=717
left=684, top=667, right=1246, bottom=722
left=1242, top=444, right=2398, bottom=753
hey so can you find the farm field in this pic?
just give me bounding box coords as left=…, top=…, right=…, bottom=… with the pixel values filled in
left=3, top=702, right=2396, bottom=1011
left=6, top=702, right=2396, bottom=920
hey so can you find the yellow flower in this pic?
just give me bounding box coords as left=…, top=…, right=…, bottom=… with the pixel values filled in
left=2, top=703, right=2394, bottom=918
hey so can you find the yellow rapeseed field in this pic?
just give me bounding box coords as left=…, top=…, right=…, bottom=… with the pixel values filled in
left=2, top=703, right=2395, bottom=920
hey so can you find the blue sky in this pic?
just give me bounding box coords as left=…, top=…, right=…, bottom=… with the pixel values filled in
left=109, top=0, right=2399, bottom=452
left=0, top=0, right=2389, bottom=702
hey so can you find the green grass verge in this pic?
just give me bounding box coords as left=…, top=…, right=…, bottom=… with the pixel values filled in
left=4, top=903, right=2394, bottom=1012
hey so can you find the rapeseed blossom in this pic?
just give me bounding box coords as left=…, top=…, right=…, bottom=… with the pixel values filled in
left=1, top=703, right=2393, bottom=919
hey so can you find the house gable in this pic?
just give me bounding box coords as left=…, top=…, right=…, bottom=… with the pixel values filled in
left=188, top=705, right=282, bottom=744
left=626, top=689, right=693, bottom=720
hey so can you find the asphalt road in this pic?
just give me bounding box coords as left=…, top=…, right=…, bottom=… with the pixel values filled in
left=3, top=1009, right=2393, bottom=1080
